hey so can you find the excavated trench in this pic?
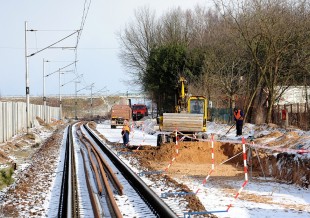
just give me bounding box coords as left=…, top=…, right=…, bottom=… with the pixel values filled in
left=252, top=150, right=309, bottom=188
left=133, top=141, right=310, bottom=188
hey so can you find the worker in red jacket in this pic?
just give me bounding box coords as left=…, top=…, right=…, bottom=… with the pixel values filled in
left=233, top=108, right=244, bottom=136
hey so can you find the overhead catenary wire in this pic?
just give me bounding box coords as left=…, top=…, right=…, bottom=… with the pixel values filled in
left=28, top=29, right=79, bottom=32
left=26, top=0, right=94, bottom=95
left=76, top=0, right=92, bottom=49
left=73, top=0, right=92, bottom=90
left=0, top=46, right=118, bottom=50
left=46, top=61, right=78, bottom=77
left=27, top=30, right=80, bottom=57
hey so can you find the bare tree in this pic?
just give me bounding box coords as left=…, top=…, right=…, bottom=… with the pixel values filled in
left=117, top=7, right=158, bottom=89
left=117, top=0, right=310, bottom=126
left=215, top=0, right=310, bottom=123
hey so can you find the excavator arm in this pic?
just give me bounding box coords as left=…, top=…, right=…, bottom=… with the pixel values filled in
left=177, top=77, right=188, bottom=113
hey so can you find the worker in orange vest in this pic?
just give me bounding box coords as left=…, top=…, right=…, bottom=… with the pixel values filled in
left=121, top=120, right=130, bottom=146
left=233, top=107, right=244, bottom=136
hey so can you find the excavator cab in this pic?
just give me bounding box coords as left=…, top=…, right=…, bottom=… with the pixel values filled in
left=188, top=96, right=207, bottom=131
left=189, top=98, right=204, bottom=114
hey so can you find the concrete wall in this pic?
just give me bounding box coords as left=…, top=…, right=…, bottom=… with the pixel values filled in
left=0, top=102, right=60, bottom=143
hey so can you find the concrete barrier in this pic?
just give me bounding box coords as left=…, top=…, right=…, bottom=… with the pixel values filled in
left=0, top=101, right=60, bottom=143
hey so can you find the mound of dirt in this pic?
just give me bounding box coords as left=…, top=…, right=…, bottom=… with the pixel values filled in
left=133, top=139, right=309, bottom=188
left=136, top=141, right=243, bottom=164
left=133, top=141, right=246, bottom=180
left=0, top=150, right=10, bottom=163
left=272, top=131, right=300, bottom=148
left=264, top=131, right=283, bottom=138
left=255, top=131, right=283, bottom=145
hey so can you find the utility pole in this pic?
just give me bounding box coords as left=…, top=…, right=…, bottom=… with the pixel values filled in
left=75, top=81, right=80, bottom=120
left=90, top=83, right=94, bottom=118
left=47, top=66, right=76, bottom=121
left=24, top=22, right=79, bottom=131
left=76, top=83, right=94, bottom=118
left=59, top=69, right=62, bottom=120
left=25, top=21, right=30, bottom=133
left=43, top=59, right=49, bottom=122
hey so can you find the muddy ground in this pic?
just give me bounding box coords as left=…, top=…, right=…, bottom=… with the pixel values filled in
left=0, top=123, right=65, bottom=217
left=0, top=122, right=309, bottom=217
left=127, top=140, right=309, bottom=188
left=94, top=124, right=310, bottom=214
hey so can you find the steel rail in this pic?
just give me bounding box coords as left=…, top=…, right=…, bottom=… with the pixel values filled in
left=91, top=146, right=123, bottom=218
left=57, top=126, right=70, bottom=217
left=79, top=127, right=123, bottom=217
left=70, top=124, right=79, bottom=218
left=80, top=149, right=102, bottom=218
left=81, top=131, right=124, bottom=195
left=58, top=125, right=79, bottom=217
left=84, top=124, right=178, bottom=218
left=67, top=125, right=73, bottom=218
left=85, top=139, right=103, bottom=194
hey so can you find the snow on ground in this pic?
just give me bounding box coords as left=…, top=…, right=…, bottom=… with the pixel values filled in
left=97, top=119, right=310, bottom=218
left=1, top=119, right=308, bottom=217
left=0, top=125, right=66, bottom=217
left=184, top=177, right=310, bottom=218
left=96, top=120, right=158, bottom=146
left=46, top=127, right=68, bottom=217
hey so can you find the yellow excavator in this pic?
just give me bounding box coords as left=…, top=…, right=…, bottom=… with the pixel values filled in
left=157, top=77, right=208, bottom=145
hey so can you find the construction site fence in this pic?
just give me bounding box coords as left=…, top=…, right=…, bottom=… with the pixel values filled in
left=209, top=104, right=310, bottom=131
left=208, top=108, right=233, bottom=124
left=0, top=101, right=60, bottom=143
left=272, top=103, right=310, bottom=131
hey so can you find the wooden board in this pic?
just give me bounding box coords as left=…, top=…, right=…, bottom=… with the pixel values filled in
left=162, top=113, right=203, bottom=132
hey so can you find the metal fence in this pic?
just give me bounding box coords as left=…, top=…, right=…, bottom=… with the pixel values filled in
left=210, top=104, right=310, bottom=131
left=208, top=108, right=233, bottom=124
left=272, top=103, right=310, bottom=130
left=0, top=101, right=60, bottom=143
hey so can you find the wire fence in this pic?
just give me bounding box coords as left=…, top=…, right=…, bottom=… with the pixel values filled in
left=209, top=103, right=310, bottom=131
left=272, top=103, right=310, bottom=131
left=208, top=108, right=233, bottom=124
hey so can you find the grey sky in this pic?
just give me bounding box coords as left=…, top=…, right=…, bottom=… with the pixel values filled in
left=0, top=0, right=212, bottom=97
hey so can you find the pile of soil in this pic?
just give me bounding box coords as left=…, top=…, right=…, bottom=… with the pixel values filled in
left=255, top=130, right=301, bottom=148
left=132, top=138, right=309, bottom=187
left=249, top=130, right=309, bottom=187
left=133, top=141, right=246, bottom=180
left=0, top=150, right=10, bottom=163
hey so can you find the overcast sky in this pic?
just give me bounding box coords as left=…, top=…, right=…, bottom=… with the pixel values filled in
left=0, top=0, right=213, bottom=97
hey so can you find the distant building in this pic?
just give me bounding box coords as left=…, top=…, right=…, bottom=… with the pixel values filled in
left=277, top=86, right=310, bottom=105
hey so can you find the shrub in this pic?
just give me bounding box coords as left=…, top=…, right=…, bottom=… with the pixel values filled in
left=0, top=167, right=14, bottom=189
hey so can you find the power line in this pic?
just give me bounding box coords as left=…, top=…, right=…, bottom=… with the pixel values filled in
left=75, top=0, right=92, bottom=50
left=28, top=29, right=78, bottom=32
left=74, top=0, right=92, bottom=90
left=27, top=30, right=80, bottom=57
left=0, top=46, right=118, bottom=50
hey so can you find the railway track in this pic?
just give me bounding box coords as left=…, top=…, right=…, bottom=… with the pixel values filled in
left=77, top=123, right=123, bottom=217
left=58, top=125, right=79, bottom=217
left=58, top=122, right=179, bottom=217
left=82, top=123, right=178, bottom=217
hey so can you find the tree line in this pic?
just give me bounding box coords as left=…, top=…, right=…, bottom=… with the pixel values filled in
left=118, top=0, right=310, bottom=124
